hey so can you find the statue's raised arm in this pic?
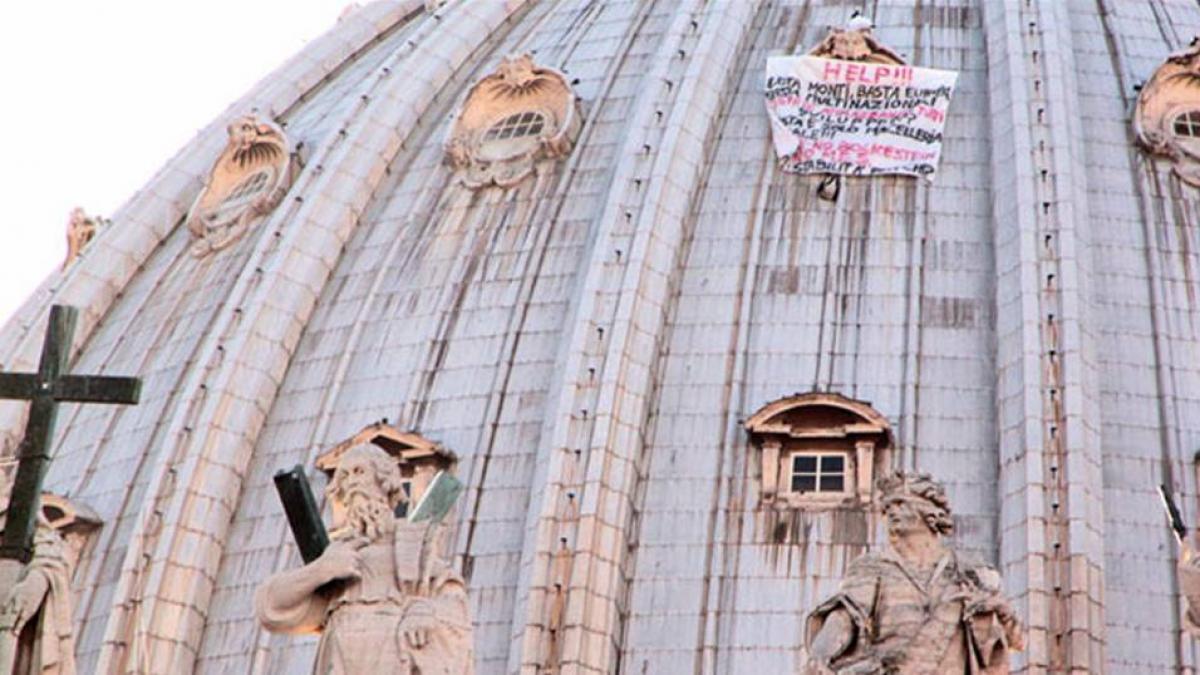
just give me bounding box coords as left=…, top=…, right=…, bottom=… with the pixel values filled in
left=804, top=471, right=1023, bottom=674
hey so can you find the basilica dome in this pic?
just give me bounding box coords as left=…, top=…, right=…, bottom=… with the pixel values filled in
left=2, top=1, right=1199, bottom=672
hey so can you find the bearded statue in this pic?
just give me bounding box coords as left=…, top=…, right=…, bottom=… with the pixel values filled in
left=254, top=446, right=474, bottom=674
left=804, top=471, right=1023, bottom=674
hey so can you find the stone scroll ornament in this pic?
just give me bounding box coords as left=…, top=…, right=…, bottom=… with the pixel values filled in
left=804, top=471, right=1023, bottom=674
left=444, top=53, right=582, bottom=189
left=255, top=445, right=474, bottom=674
left=1134, top=37, right=1200, bottom=186
left=186, top=114, right=296, bottom=257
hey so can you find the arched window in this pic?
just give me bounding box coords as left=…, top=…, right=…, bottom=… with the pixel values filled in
left=484, top=111, right=546, bottom=141
left=744, top=392, right=892, bottom=509
left=204, top=169, right=272, bottom=227
left=476, top=111, right=548, bottom=162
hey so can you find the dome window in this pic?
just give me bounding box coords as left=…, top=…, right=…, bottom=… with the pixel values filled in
left=476, top=111, right=549, bottom=163
left=185, top=114, right=296, bottom=256
left=204, top=170, right=272, bottom=228
left=744, top=392, right=892, bottom=509
left=790, top=451, right=847, bottom=495
left=1134, top=41, right=1200, bottom=185
left=1175, top=110, right=1200, bottom=138
left=484, top=111, right=546, bottom=142
left=445, top=54, right=582, bottom=188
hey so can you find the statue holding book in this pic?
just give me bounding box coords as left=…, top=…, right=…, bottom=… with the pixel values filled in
left=255, top=445, right=473, bottom=674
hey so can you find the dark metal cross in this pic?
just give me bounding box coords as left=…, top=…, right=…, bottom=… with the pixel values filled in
left=0, top=304, right=140, bottom=563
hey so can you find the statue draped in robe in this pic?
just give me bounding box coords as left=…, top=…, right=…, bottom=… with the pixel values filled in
left=805, top=471, right=1023, bottom=674
left=0, top=511, right=77, bottom=675
left=255, top=445, right=474, bottom=674
left=1178, top=548, right=1200, bottom=637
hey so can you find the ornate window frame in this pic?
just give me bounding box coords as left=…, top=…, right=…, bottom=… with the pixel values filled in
left=1134, top=39, right=1200, bottom=186
left=185, top=114, right=296, bottom=256
left=744, top=392, right=892, bottom=510
left=444, top=53, right=582, bottom=189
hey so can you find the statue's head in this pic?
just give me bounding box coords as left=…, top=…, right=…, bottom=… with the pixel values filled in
left=327, top=445, right=407, bottom=540
left=876, top=471, right=953, bottom=538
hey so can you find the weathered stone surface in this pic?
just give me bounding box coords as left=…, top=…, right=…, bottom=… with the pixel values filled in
left=2, top=1, right=1200, bottom=672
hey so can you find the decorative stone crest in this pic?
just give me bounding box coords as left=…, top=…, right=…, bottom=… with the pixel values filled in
left=186, top=114, right=295, bottom=256
left=62, top=207, right=105, bottom=270
left=255, top=445, right=474, bottom=673
left=445, top=54, right=582, bottom=188
left=804, top=471, right=1023, bottom=674
left=807, top=15, right=905, bottom=65
left=1134, top=37, right=1200, bottom=186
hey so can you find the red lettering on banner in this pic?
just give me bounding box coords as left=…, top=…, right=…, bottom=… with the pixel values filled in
left=819, top=62, right=917, bottom=85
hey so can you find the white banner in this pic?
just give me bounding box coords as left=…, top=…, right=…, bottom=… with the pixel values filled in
left=765, top=55, right=957, bottom=179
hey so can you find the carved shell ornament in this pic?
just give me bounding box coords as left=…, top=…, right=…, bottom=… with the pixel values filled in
left=445, top=54, right=582, bottom=188
left=1134, top=37, right=1200, bottom=186
left=807, top=14, right=905, bottom=66
left=186, top=115, right=295, bottom=256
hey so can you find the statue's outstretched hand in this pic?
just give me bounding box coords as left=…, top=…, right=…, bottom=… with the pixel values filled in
left=314, top=537, right=368, bottom=584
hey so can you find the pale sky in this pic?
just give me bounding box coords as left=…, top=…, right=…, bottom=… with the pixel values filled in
left=0, top=1, right=347, bottom=327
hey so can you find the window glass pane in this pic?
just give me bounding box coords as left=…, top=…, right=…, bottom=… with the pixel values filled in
left=821, top=455, right=844, bottom=473
left=392, top=481, right=413, bottom=518
left=1175, top=111, right=1200, bottom=138
left=792, top=473, right=817, bottom=493
left=793, top=455, right=817, bottom=473
left=819, top=475, right=844, bottom=492
left=485, top=112, right=546, bottom=141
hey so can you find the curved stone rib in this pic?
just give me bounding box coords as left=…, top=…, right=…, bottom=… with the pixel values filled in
left=0, top=1, right=410, bottom=370
left=983, top=1, right=1105, bottom=671
left=0, top=1, right=418, bottom=462
left=506, top=2, right=765, bottom=672
left=87, top=2, right=549, bottom=671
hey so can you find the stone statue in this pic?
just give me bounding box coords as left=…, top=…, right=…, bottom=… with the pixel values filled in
left=0, top=491, right=78, bottom=675
left=63, top=207, right=99, bottom=269
left=255, top=445, right=474, bottom=674
left=804, top=471, right=1023, bottom=674
left=1177, top=547, right=1200, bottom=636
